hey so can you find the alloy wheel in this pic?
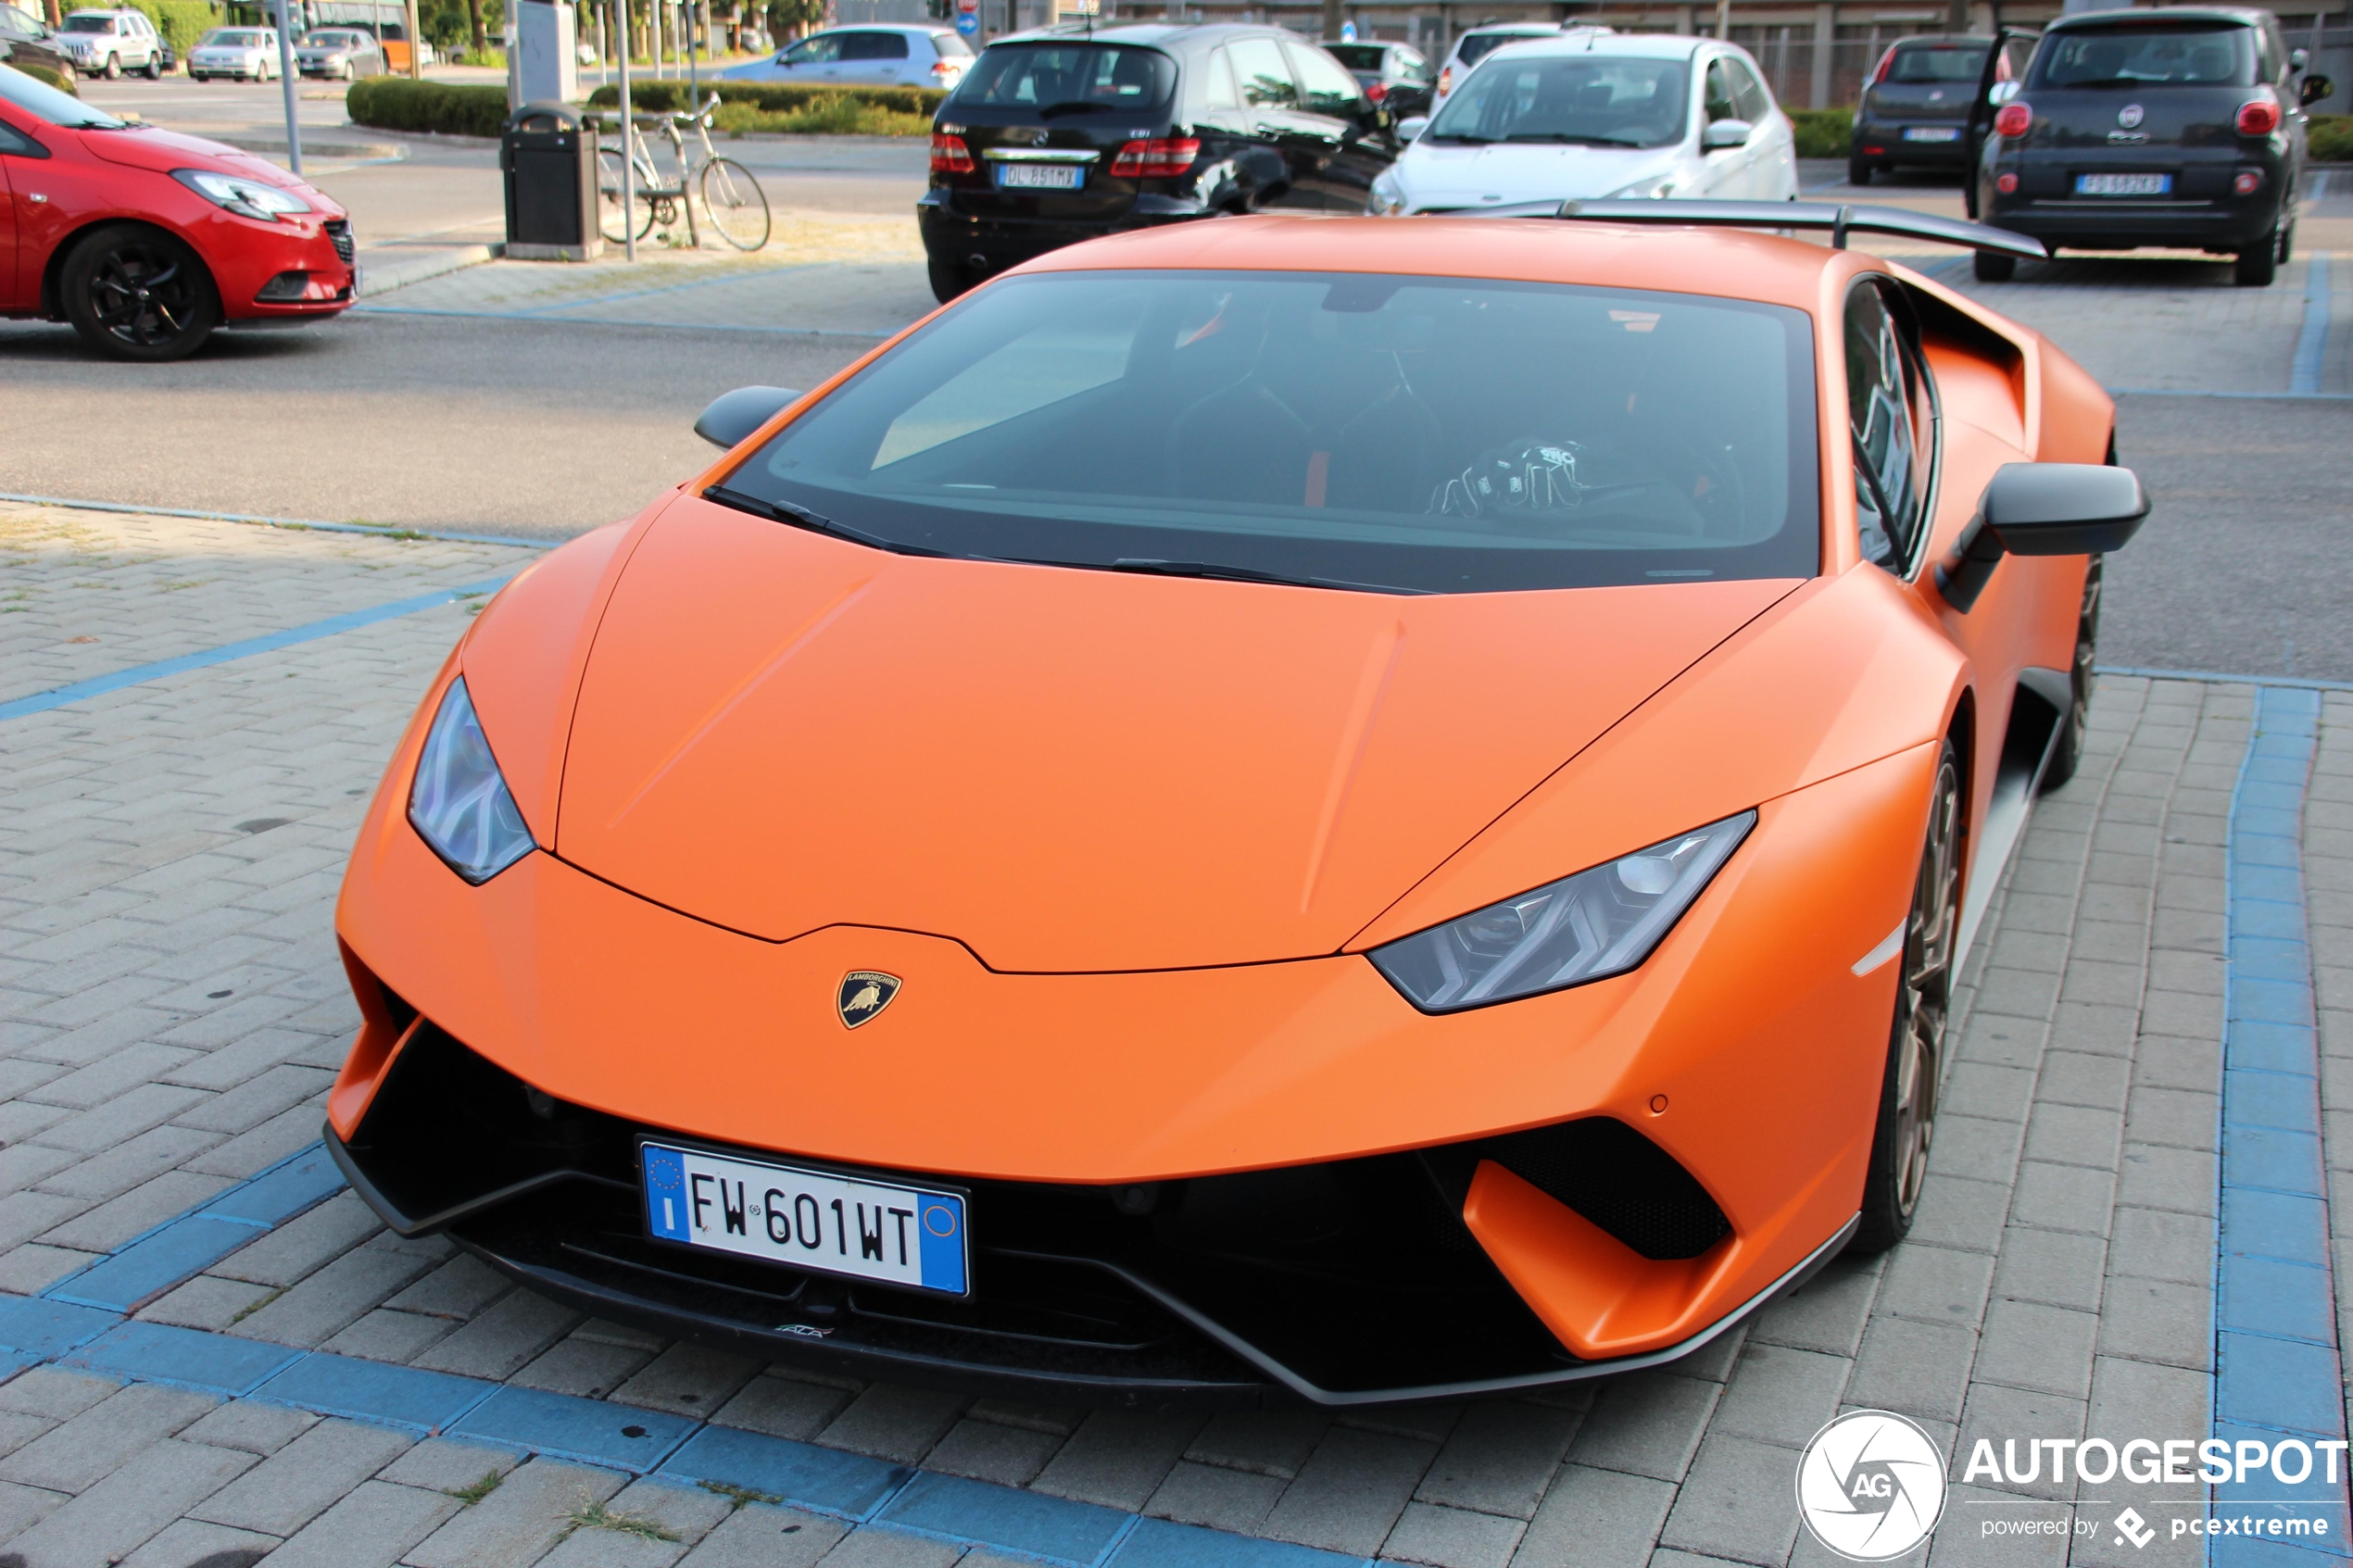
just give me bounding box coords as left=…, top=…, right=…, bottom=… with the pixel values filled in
left=1892, top=752, right=1961, bottom=1221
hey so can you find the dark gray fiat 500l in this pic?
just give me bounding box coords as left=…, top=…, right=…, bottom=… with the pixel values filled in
left=1974, top=6, right=2330, bottom=286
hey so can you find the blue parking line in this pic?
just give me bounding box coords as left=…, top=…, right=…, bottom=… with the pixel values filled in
left=2099, top=667, right=2353, bottom=695
left=2292, top=253, right=2334, bottom=396
left=0, top=572, right=522, bottom=723
left=2212, top=684, right=2348, bottom=1562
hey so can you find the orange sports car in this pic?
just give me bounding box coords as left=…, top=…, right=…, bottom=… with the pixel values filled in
left=327, top=202, right=2146, bottom=1406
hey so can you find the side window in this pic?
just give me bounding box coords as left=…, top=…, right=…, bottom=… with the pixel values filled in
left=841, top=31, right=907, bottom=60
left=1227, top=36, right=1297, bottom=108
left=1202, top=47, right=1241, bottom=109
left=1703, top=58, right=1738, bottom=122
left=1730, top=59, right=1772, bottom=122
left=1288, top=44, right=1365, bottom=118
left=0, top=119, right=49, bottom=157
left=784, top=34, right=840, bottom=64
left=1845, top=282, right=1931, bottom=571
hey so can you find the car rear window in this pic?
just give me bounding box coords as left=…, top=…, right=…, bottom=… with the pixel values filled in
left=1887, top=44, right=1987, bottom=82
left=950, top=43, right=1175, bottom=114
left=1427, top=56, right=1692, bottom=150
left=1454, top=31, right=1543, bottom=69
left=722, top=270, right=1818, bottom=596
left=61, top=15, right=115, bottom=30
left=1326, top=44, right=1387, bottom=70
left=2028, top=23, right=2255, bottom=89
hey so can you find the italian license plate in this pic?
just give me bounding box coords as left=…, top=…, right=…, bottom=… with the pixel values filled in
left=998, top=162, right=1083, bottom=190
left=2076, top=172, right=2171, bottom=196
left=642, top=1142, right=968, bottom=1295
left=1903, top=125, right=1961, bottom=143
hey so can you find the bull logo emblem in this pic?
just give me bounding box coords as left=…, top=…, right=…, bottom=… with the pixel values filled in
left=837, top=971, right=901, bottom=1029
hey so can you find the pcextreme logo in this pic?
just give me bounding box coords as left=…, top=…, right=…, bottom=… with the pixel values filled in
left=1795, top=1410, right=1948, bottom=1561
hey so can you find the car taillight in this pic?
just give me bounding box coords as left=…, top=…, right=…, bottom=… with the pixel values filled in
left=930, top=58, right=954, bottom=76
left=2234, top=169, right=2264, bottom=194
left=1365, top=81, right=1387, bottom=103
left=1993, top=101, right=2032, bottom=138
left=2236, top=96, right=2280, bottom=135
left=929, top=132, right=974, bottom=172
left=1995, top=171, right=2019, bottom=194
left=1871, top=45, right=1895, bottom=84
left=1437, top=65, right=1451, bottom=95
left=1110, top=138, right=1198, bottom=177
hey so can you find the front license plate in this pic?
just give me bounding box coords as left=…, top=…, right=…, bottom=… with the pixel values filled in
left=2076, top=172, right=2171, bottom=196
left=997, top=162, right=1083, bottom=190
left=1903, top=125, right=1961, bottom=143
left=642, top=1142, right=968, bottom=1295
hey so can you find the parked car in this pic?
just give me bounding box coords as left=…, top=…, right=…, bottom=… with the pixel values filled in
left=0, top=9, right=76, bottom=82
left=1371, top=32, right=1797, bottom=214
left=296, top=27, right=384, bottom=80
left=1325, top=38, right=1434, bottom=116
left=920, top=23, right=1398, bottom=302
left=56, top=7, right=164, bottom=78
left=0, top=61, right=354, bottom=359
left=1849, top=34, right=2006, bottom=183
left=1976, top=5, right=2329, bottom=285
left=321, top=194, right=2141, bottom=1410
left=189, top=27, right=281, bottom=81
left=1433, top=20, right=1592, bottom=108
left=722, top=25, right=973, bottom=89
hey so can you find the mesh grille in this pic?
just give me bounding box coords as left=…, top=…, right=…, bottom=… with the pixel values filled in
left=324, top=219, right=354, bottom=264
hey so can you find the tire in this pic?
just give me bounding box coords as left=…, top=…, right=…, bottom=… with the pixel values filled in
left=698, top=157, right=771, bottom=251
left=2039, top=555, right=2102, bottom=792
left=1850, top=739, right=1962, bottom=1254
left=596, top=148, right=655, bottom=244
left=2235, top=233, right=2278, bottom=286
left=2278, top=215, right=2296, bottom=266
left=60, top=223, right=220, bottom=362
left=1847, top=157, right=1872, bottom=186
left=102, top=52, right=120, bottom=78
left=143, top=53, right=160, bottom=78
left=1972, top=249, right=2016, bottom=282
left=926, top=251, right=972, bottom=304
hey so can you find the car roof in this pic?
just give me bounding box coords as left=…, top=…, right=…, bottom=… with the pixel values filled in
left=987, top=21, right=1322, bottom=53
left=1482, top=31, right=1715, bottom=61
left=1885, top=33, right=1994, bottom=46
left=2044, top=6, right=2265, bottom=29
left=820, top=20, right=953, bottom=31
left=1014, top=211, right=1851, bottom=312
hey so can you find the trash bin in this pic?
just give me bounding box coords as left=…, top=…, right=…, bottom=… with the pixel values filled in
left=501, top=101, right=600, bottom=262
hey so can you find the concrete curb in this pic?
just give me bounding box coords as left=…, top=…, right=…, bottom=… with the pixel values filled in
left=355, top=242, right=505, bottom=296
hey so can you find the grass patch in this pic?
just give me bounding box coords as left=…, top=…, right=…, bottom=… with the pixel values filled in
left=226, top=1286, right=285, bottom=1324
left=567, top=1494, right=681, bottom=1541
left=698, top=1478, right=784, bottom=1511
left=445, top=1469, right=505, bottom=1505
left=1789, top=107, right=1852, bottom=159
left=586, top=78, right=940, bottom=136
left=346, top=77, right=514, bottom=138
left=2311, top=114, right=2353, bottom=164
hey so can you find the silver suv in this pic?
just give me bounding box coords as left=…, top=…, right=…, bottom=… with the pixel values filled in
left=57, top=7, right=164, bottom=77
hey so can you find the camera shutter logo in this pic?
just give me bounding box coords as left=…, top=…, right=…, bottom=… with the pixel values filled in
left=1794, top=1410, right=1947, bottom=1561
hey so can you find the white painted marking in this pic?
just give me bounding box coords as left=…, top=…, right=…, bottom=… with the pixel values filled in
left=1853, top=921, right=1906, bottom=977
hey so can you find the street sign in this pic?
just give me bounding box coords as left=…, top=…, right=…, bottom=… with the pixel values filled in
left=954, top=0, right=976, bottom=35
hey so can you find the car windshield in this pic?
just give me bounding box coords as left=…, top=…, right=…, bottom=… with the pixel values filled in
left=2028, top=23, right=2255, bottom=88
left=1887, top=44, right=1987, bottom=82
left=1326, top=43, right=1387, bottom=70
left=60, top=15, right=113, bottom=31
left=202, top=30, right=265, bottom=45
left=719, top=270, right=1818, bottom=595
left=304, top=31, right=355, bottom=45
left=0, top=59, right=126, bottom=125
left=1426, top=55, right=1690, bottom=147
left=1454, top=30, right=1546, bottom=69
left=950, top=43, right=1175, bottom=113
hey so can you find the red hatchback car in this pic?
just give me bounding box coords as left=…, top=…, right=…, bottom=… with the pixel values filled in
left=0, top=63, right=353, bottom=359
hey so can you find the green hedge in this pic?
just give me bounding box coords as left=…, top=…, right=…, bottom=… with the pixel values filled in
left=1789, top=107, right=1851, bottom=160
left=15, top=62, right=77, bottom=94
left=582, top=80, right=938, bottom=135
left=125, top=0, right=222, bottom=57
left=2312, top=114, right=2353, bottom=164
left=346, top=77, right=514, bottom=136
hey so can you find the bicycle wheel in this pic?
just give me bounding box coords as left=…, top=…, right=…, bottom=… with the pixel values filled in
left=597, top=147, right=655, bottom=244
left=699, top=157, right=772, bottom=251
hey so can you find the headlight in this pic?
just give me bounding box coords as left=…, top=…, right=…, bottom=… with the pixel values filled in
left=1606, top=173, right=1680, bottom=200
left=171, top=169, right=312, bottom=221
left=1368, top=169, right=1406, bottom=216
left=408, top=677, right=535, bottom=884
left=1369, top=810, right=1755, bottom=1011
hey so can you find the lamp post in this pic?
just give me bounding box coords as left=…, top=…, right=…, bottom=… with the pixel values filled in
left=271, top=0, right=304, bottom=175
left=616, top=0, right=635, bottom=261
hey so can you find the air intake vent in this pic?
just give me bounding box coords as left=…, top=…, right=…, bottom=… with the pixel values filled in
left=1453, top=1118, right=1731, bottom=1261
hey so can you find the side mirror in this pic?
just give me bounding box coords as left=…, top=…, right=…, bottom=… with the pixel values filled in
left=1988, top=79, right=2021, bottom=106
left=1397, top=114, right=1429, bottom=141
left=2301, top=72, right=2334, bottom=107
left=1702, top=118, right=1751, bottom=151
left=694, top=385, right=802, bottom=448
left=1937, top=462, right=2148, bottom=612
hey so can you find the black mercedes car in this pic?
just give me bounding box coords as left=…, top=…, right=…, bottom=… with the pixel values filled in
left=1974, top=6, right=2331, bottom=285
left=1850, top=33, right=2000, bottom=183
left=917, top=23, right=1398, bottom=303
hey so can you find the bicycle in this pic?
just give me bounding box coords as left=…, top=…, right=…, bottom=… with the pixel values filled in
left=595, top=94, right=772, bottom=252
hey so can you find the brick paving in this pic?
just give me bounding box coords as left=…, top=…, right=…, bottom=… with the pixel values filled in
left=0, top=507, right=2337, bottom=1565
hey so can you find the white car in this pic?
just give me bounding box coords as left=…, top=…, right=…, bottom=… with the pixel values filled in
left=1371, top=32, right=1798, bottom=216
left=1432, top=20, right=1580, bottom=108
left=721, top=24, right=972, bottom=89
left=188, top=26, right=281, bottom=80
left=56, top=7, right=163, bottom=78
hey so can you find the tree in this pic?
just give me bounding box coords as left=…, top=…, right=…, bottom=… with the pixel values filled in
left=764, top=0, right=822, bottom=44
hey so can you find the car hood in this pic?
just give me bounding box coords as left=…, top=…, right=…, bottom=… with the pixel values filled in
left=82, top=125, right=334, bottom=202
left=1395, top=142, right=1686, bottom=208
left=547, top=495, right=1800, bottom=972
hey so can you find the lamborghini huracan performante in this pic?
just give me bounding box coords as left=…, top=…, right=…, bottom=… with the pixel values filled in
left=328, top=204, right=2146, bottom=1407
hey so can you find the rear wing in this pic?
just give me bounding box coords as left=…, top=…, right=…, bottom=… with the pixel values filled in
left=1467, top=198, right=2048, bottom=260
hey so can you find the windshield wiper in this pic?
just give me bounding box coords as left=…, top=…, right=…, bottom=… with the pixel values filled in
left=1096, top=557, right=1428, bottom=595
left=1426, top=132, right=1498, bottom=144
left=702, top=484, right=957, bottom=558
left=1504, top=132, right=1646, bottom=145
